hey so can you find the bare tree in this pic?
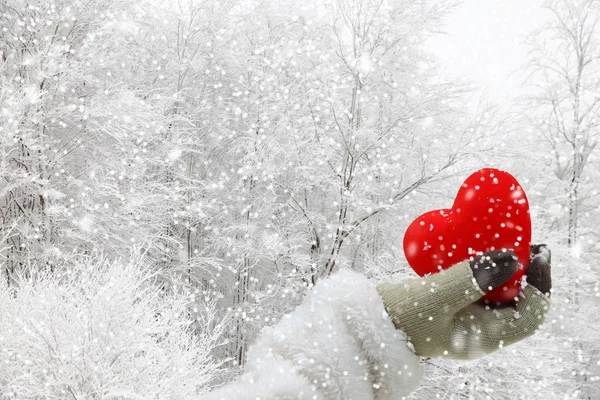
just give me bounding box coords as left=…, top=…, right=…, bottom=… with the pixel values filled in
left=523, top=0, right=600, bottom=248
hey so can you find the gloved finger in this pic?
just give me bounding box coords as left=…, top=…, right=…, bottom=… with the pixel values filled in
left=469, top=249, right=518, bottom=292
left=526, top=253, right=552, bottom=297
left=530, top=244, right=551, bottom=263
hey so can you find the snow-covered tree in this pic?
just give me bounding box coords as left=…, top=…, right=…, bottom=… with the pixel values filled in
left=0, top=254, right=227, bottom=399
left=523, top=0, right=600, bottom=250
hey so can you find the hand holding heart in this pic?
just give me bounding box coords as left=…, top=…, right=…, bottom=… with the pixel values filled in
left=378, top=175, right=552, bottom=359
left=377, top=244, right=552, bottom=359
left=403, top=168, right=532, bottom=303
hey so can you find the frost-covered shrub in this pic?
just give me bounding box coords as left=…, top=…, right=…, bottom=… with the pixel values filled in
left=0, top=259, right=226, bottom=399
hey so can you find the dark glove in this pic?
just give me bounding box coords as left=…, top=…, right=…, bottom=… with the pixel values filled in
left=468, top=249, right=518, bottom=292
left=526, top=244, right=552, bottom=297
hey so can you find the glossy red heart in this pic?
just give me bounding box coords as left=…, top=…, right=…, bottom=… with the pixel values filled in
left=403, top=168, right=531, bottom=303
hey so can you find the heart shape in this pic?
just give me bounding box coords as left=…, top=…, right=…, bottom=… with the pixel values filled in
left=403, top=168, right=532, bottom=303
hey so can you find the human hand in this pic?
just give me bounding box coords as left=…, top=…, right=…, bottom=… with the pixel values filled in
left=376, top=246, right=552, bottom=359
left=526, top=244, right=552, bottom=296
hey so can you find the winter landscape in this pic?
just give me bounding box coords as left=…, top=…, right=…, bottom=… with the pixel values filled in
left=0, top=0, right=599, bottom=398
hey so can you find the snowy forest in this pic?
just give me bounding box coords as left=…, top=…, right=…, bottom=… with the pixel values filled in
left=0, top=0, right=599, bottom=398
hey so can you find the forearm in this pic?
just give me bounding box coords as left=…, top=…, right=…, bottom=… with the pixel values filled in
left=377, top=261, right=551, bottom=360
left=376, top=261, right=484, bottom=328
left=376, top=261, right=485, bottom=357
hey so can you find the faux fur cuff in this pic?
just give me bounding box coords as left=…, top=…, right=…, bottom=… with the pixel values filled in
left=202, top=269, right=424, bottom=400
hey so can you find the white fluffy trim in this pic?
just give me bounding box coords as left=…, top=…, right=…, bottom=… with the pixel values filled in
left=202, top=269, right=424, bottom=400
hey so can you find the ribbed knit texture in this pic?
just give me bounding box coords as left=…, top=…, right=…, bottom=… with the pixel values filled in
left=376, top=261, right=551, bottom=359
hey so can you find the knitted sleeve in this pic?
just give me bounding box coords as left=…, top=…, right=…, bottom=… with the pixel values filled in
left=376, top=261, right=551, bottom=360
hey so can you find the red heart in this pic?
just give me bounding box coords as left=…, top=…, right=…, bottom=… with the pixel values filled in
left=403, top=168, right=532, bottom=303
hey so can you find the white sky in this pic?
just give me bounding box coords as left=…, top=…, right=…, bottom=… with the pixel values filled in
left=426, top=0, right=552, bottom=103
